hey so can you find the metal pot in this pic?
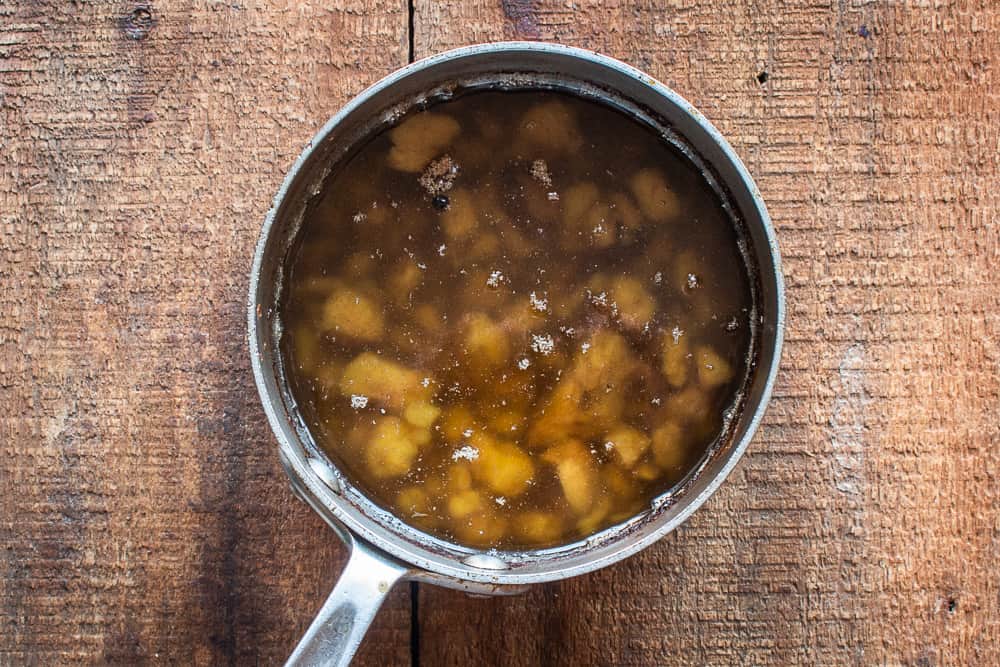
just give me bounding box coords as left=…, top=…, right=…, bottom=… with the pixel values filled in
left=248, top=42, right=785, bottom=666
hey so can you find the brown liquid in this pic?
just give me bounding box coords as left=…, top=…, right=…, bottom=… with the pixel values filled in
left=280, top=90, right=755, bottom=550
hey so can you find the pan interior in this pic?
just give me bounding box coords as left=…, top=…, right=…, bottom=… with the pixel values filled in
left=248, top=43, right=783, bottom=586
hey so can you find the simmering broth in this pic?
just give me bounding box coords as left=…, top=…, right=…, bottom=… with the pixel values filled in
left=280, top=90, right=756, bottom=549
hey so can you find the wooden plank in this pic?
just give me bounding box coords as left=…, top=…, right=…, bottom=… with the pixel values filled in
left=0, top=0, right=410, bottom=664
left=412, top=1, right=1000, bottom=665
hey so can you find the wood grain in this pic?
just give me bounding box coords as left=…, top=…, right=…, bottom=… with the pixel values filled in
left=3, top=0, right=998, bottom=665
left=0, top=1, right=410, bottom=664
left=412, top=0, right=1000, bottom=665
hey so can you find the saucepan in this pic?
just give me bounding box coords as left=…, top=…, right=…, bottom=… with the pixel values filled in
left=247, top=42, right=785, bottom=666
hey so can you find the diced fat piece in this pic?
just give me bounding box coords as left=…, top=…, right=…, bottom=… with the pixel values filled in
left=454, top=512, right=508, bottom=547
left=630, top=168, right=681, bottom=222
left=387, top=112, right=460, bottom=172
left=563, top=182, right=599, bottom=223
left=665, top=386, right=710, bottom=423
left=413, top=304, right=445, bottom=335
left=661, top=333, right=689, bottom=388
left=601, top=464, right=636, bottom=500
left=526, top=378, right=582, bottom=448
left=387, top=260, right=423, bottom=305
left=446, top=463, right=473, bottom=492
left=696, top=345, right=734, bottom=388
left=610, top=193, right=642, bottom=236
left=610, top=275, right=656, bottom=329
left=395, top=486, right=429, bottom=516
left=543, top=439, right=599, bottom=515
left=604, top=425, right=652, bottom=468
left=447, top=489, right=483, bottom=519
left=441, top=188, right=478, bottom=240
left=338, top=353, right=427, bottom=410
left=576, top=496, right=611, bottom=534
left=517, top=100, right=582, bottom=153
left=528, top=333, right=634, bottom=448
left=365, top=416, right=418, bottom=478
left=463, top=312, right=510, bottom=368
left=290, top=324, right=321, bottom=373
left=320, top=286, right=384, bottom=342
left=403, top=400, right=441, bottom=430
left=561, top=182, right=613, bottom=249
left=440, top=405, right=478, bottom=444
left=484, top=404, right=525, bottom=435
left=652, top=420, right=687, bottom=469
left=516, top=511, right=564, bottom=544
left=633, top=462, right=662, bottom=481
left=672, top=250, right=701, bottom=293
left=406, top=423, right=432, bottom=447
left=569, top=330, right=634, bottom=391
left=470, top=432, right=535, bottom=497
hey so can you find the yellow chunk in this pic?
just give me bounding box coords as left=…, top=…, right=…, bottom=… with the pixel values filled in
left=629, top=168, right=680, bottom=223
left=672, top=250, right=701, bottom=293
left=602, top=465, right=637, bottom=501
left=661, top=332, right=690, bottom=388
left=604, top=425, right=651, bottom=468
left=576, top=496, right=611, bottom=535
left=528, top=340, right=632, bottom=448
left=652, top=421, right=687, bottom=469
left=441, top=188, right=478, bottom=240
left=696, top=345, right=734, bottom=388
left=395, top=486, right=429, bottom=517
left=413, top=304, right=445, bottom=335
left=516, top=511, right=564, bottom=545
left=463, top=312, right=510, bottom=368
left=290, top=324, right=321, bottom=374
left=569, top=330, right=634, bottom=391
left=339, top=353, right=426, bottom=410
left=610, top=275, right=656, bottom=329
left=320, top=286, right=384, bottom=342
left=543, top=439, right=599, bottom=515
left=470, top=432, right=535, bottom=497
left=387, top=261, right=423, bottom=306
left=518, top=172, right=561, bottom=223
left=634, top=462, right=662, bottom=481
left=527, top=378, right=582, bottom=448
left=665, top=386, right=710, bottom=423
left=517, top=100, right=582, bottom=153
left=403, top=400, right=441, bottom=430
left=563, top=181, right=597, bottom=222
left=405, top=423, right=432, bottom=448
left=313, top=360, right=345, bottom=392
left=561, top=182, right=613, bottom=249
left=422, top=473, right=446, bottom=500
left=448, top=489, right=483, bottom=519
left=440, top=406, right=478, bottom=444
left=610, top=193, right=642, bottom=238
left=485, top=406, right=525, bottom=435
left=387, top=112, right=460, bottom=172
left=454, top=512, right=508, bottom=547
left=447, top=463, right=473, bottom=492
left=365, top=416, right=418, bottom=478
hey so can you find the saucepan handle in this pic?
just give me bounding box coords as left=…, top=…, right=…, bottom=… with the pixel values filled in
left=286, top=540, right=410, bottom=667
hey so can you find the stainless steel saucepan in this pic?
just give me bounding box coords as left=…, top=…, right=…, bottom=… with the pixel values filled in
left=248, top=42, right=785, bottom=666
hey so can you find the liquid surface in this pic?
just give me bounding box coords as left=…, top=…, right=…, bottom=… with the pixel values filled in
left=281, top=90, right=755, bottom=550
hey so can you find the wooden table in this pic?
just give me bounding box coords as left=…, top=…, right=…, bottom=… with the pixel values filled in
left=2, top=1, right=997, bottom=664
